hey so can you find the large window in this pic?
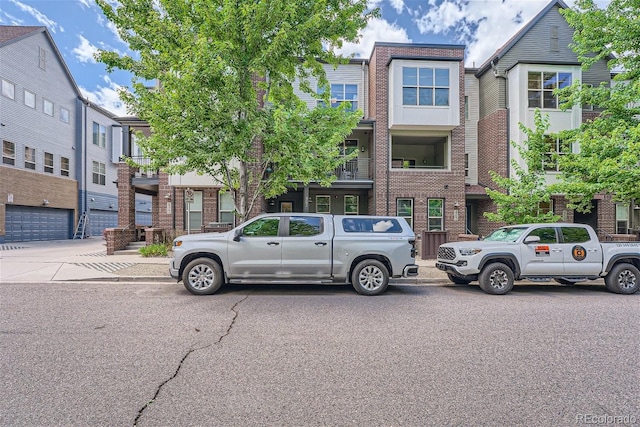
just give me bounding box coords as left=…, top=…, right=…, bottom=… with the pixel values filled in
left=93, top=122, right=106, bottom=148
left=243, top=217, right=280, bottom=237
left=61, top=156, right=70, bottom=177
left=289, top=216, right=322, bottom=236
left=24, top=89, right=36, bottom=109
left=316, top=195, right=330, bottom=214
left=1, top=79, right=15, bottom=100
left=402, top=67, right=449, bottom=106
left=428, top=199, right=443, bottom=231
left=60, top=107, right=70, bottom=124
left=44, top=152, right=54, bottom=174
left=318, top=83, right=358, bottom=112
left=92, top=161, right=106, bottom=185
left=616, top=205, right=629, bottom=234
left=25, top=147, right=36, bottom=170
left=3, top=140, right=15, bottom=165
left=219, top=191, right=235, bottom=225
left=528, top=71, right=572, bottom=109
left=185, top=190, right=203, bottom=231
left=391, top=134, right=449, bottom=169
left=345, top=195, right=359, bottom=215
left=543, top=135, right=568, bottom=171
left=397, top=198, right=414, bottom=228
left=43, top=99, right=54, bottom=116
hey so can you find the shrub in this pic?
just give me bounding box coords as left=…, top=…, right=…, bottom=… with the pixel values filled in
left=139, top=243, right=169, bottom=257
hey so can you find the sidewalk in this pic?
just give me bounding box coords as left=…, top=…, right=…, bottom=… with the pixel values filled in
left=0, top=238, right=448, bottom=284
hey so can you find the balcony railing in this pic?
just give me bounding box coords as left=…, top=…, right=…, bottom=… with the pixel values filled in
left=334, top=156, right=370, bottom=180
left=130, top=156, right=158, bottom=178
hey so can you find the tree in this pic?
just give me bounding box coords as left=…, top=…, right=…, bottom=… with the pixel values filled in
left=95, top=0, right=377, bottom=221
left=555, top=0, right=640, bottom=213
left=485, top=110, right=562, bottom=225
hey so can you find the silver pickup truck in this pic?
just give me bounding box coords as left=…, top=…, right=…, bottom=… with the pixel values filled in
left=436, top=223, right=640, bottom=295
left=170, top=213, right=418, bottom=295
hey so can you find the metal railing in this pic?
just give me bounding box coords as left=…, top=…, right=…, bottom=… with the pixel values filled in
left=334, top=156, right=370, bottom=180
left=129, top=156, right=158, bottom=178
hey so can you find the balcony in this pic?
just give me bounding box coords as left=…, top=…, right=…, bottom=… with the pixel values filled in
left=334, top=156, right=371, bottom=180
left=130, top=156, right=158, bottom=178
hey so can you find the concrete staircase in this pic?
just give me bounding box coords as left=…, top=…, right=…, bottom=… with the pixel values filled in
left=114, top=241, right=146, bottom=255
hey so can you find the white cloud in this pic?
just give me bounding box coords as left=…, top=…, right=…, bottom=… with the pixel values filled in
left=73, top=35, right=99, bottom=63
left=76, top=0, right=91, bottom=8
left=336, top=17, right=411, bottom=58
left=389, top=0, right=405, bottom=14
left=80, top=76, right=130, bottom=117
left=9, top=0, right=63, bottom=33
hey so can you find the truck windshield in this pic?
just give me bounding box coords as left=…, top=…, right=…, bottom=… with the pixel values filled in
left=483, top=227, right=528, bottom=242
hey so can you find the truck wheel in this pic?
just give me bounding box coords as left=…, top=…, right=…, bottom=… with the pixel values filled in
left=351, top=260, right=389, bottom=296
left=478, top=262, right=514, bottom=295
left=182, top=258, right=223, bottom=295
left=605, top=263, right=640, bottom=294
left=447, top=273, right=472, bottom=285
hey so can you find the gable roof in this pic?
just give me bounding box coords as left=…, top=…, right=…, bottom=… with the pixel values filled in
left=475, top=0, right=569, bottom=77
left=0, top=25, right=82, bottom=97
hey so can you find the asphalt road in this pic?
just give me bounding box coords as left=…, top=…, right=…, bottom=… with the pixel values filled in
left=1, top=281, right=638, bottom=427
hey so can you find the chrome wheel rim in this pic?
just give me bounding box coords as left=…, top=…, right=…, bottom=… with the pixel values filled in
left=188, top=264, right=215, bottom=290
left=358, top=265, right=384, bottom=291
left=618, top=270, right=637, bottom=290
left=489, top=269, right=509, bottom=290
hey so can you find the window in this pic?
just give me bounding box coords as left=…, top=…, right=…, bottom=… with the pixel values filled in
left=464, top=96, right=469, bottom=119
left=1, top=79, right=15, bottom=100
left=316, top=195, right=330, bottom=213
left=616, top=205, right=629, bottom=234
left=543, top=135, right=568, bottom=171
left=60, top=107, right=70, bottom=124
left=397, top=198, right=414, bottom=228
left=243, top=217, right=280, bottom=237
left=527, top=227, right=557, bottom=244
left=289, top=216, right=322, bottom=236
left=25, top=147, right=36, bottom=170
left=391, top=134, right=449, bottom=169
left=61, top=156, right=70, bottom=176
left=528, top=71, right=572, bottom=109
left=464, top=153, right=469, bottom=177
left=24, top=89, right=36, bottom=108
left=550, top=26, right=559, bottom=52
left=538, top=200, right=553, bottom=216
left=92, top=161, right=106, bottom=185
left=39, top=47, right=46, bottom=70
left=561, top=227, right=590, bottom=244
left=3, top=140, right=16, bottom=165
left=93, top=122, right=106, bottom=148
left=342, top=218, right=403, bottom=233
left=219, top=191, right=235, bottom=225
left=185, top=190, right=202, bottom=231
left=43, top=99, right=54, bottom=116
left=344, top=195, right=359, bottom=215
left=318, top=83, right=358, bottom=112
left=402, top=67, right=449, bottom=106
left=44, top=152, right=54, bottom=174
left=427, top=199, right=443, bottom=231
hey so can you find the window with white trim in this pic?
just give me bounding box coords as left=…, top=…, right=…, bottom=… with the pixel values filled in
left=528, top=71, right=572, bottom=109
left=186, top=190, right=203, bottom=232
left=543, top=135, right=568, bottom=172
left=344, top=195, right=359, bottom=215
left=24, top=89, right=36, bottom=108
left=60, top=107, right=70, bottom=124
left=219, top=191, right=236, bottom=225
left=93, top=122, right=106, bottom=148
left=3, top=140, right=16, bottom=165
left=402, top=67, right=449, bottom=106
left=1, top=79, right=15, bottom=100
left=39, top=47, right=46, bottom=70
left=25, top=147, right=36, bottom=170
left=43, top=99, right=54, bottom=116
left=61, top=156, right=69, bottom=177
left=318, top=83, right=358, bottom=112
left=92, top=161, right=106, bottom=185
left=316, top=195, right=330, bottom=213
left=538, top=200, right=554, bottom=216
left=427, top=198, right=444, bottom=231
left=44, top=152, right=54, bottom=174
left=397, top=198, right=414, bottom=228
left=616, top=204, right=629, bottom=234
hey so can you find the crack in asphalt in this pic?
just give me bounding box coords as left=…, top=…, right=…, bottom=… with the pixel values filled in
left=133, top=292, right=251, bottom=426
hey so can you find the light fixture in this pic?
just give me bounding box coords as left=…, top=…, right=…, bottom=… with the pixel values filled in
left=164, top=194, right=171, bottom=200
left=90, top=197, right=95, bottom=202
left=361, top=146, right=365, bottom=152
left=43, top=199, right=49, bottom=206
left=454, top=202, right=460, bottom=209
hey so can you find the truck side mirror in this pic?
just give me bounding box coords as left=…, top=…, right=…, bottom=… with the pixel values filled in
left=524, top=235, right=541, bottom=244
left=233, top=229, right=242, bottom=242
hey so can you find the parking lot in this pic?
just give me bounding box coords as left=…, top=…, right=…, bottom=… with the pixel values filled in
left=1, top=279, right=638, bottom=426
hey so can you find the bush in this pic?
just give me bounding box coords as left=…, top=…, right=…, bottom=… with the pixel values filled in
left=139, top=243, right=170, bottom=257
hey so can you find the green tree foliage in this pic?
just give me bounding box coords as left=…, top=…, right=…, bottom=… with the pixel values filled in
left=95, top=0, right=377, bottom=221
left=485, top=110, right=562, bottom=225
left=556, top=0, right=640, bottom=212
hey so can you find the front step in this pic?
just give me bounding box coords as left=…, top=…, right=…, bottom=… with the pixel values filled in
left=114, top=241, right=146, bottom=255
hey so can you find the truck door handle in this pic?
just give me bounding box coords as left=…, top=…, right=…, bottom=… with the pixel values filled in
left=315, top=242, right=327, bottom=246
left=267, top=241, right=280, bottom=246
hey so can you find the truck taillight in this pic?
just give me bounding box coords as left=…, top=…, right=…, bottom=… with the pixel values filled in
left=409, top=239, right=416, bottom=258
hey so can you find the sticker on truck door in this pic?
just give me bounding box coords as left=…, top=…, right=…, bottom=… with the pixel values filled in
left=535, top=245, right=550, bottom=257
left=572, top=245, right=587, bottom=261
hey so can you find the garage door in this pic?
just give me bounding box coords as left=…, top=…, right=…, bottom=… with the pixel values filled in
left=5, top=205, right=73, bottom=242
left=89, top=209, right=118, bottom=237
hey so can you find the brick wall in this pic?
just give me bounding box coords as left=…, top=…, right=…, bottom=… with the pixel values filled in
left=477, top=109, right=508, bottom=188
left=117, top=162, right=136, bottom=228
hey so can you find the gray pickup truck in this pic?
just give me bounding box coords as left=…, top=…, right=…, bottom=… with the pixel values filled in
left=436, top=223, right=640, bottom=295
left=170, top=213, right=418, bottom=295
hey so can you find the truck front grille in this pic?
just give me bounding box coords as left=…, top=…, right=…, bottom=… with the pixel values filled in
left=438, top=246, right=456, bottom=261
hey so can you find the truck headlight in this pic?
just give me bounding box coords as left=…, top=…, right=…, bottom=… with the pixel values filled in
left=459, top=248, right=482, bottom=256
left=173, top=240, right=182, bottom=247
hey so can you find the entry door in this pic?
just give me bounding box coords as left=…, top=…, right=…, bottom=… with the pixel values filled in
left=520, top=226, right=565, bottom=276
left=227, top=217, right=282, bottom=278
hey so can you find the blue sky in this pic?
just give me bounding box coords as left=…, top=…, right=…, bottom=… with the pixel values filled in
left=0, top=0, right=604, bottom=116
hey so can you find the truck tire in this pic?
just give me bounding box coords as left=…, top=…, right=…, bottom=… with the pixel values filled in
left=182, top=258, right=223, bottom=295
left=447, top=273, right=472, bottom=285
left=351, top=259, right=389, bottom=296
left=478, top=262, right=514, bottom=295
left=604, top=263, right=640, bottom=294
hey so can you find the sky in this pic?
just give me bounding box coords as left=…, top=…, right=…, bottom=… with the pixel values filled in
left=0, top=0, right=607, bottom=117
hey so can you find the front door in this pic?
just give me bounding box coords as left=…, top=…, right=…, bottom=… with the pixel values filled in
left=520, top=226, right=565, bottom=276
left=227, top=217, right=282, bottom=278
